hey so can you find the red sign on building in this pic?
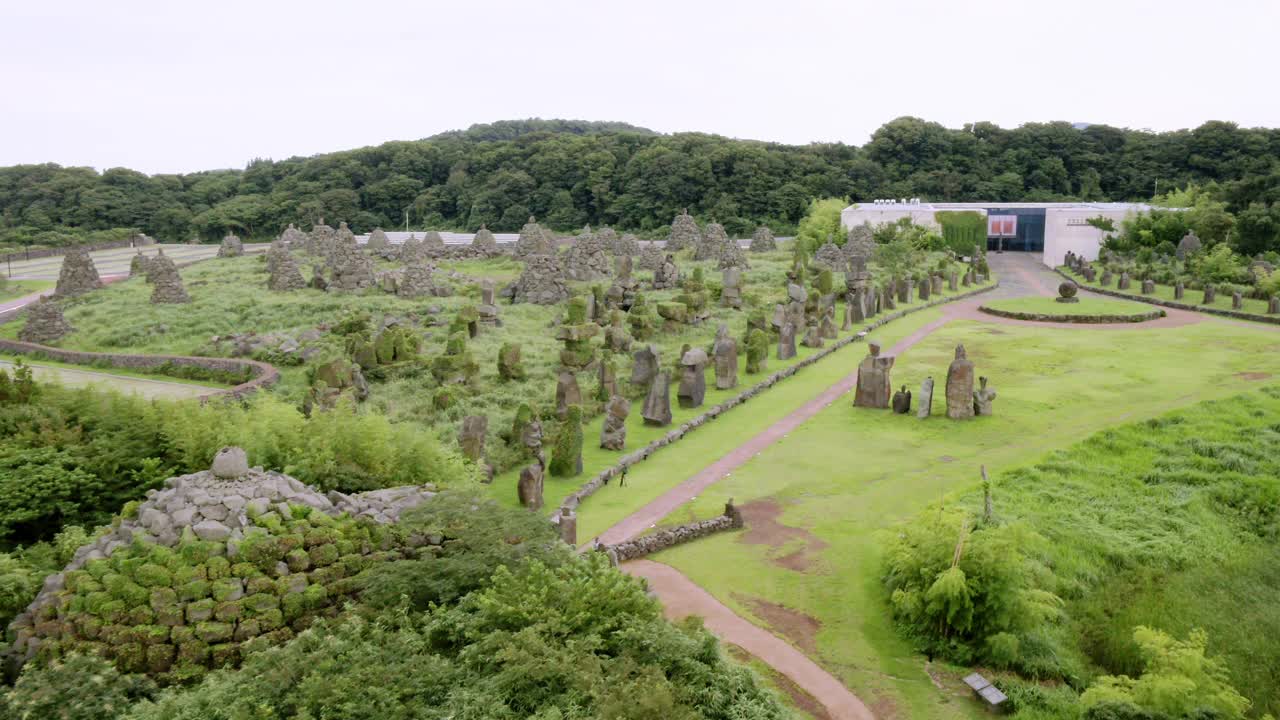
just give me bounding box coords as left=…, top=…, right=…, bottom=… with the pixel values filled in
left=988, top=215, right=1017, bottom=238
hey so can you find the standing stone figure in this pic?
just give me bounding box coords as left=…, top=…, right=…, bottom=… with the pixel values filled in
left=1203, top=285, right=1216, bottom=305
left=678, top=348, right=708, bottom=408
left=1174, top=281, right=1185, bottom=300
left=973, top=376, right=997, bottom=416
left=945, top=345, right=976, bottom=419
left=630, top=344, right=659, bottom=389
left=518, top=464, right=544, bottom=511
left=713, top=324, right=739, bottom=390
left=642, top=371, right=672, bottom=426
left=555, top=371, right=582, bottom=419
left=653, top=253, right=680, bottom=290
left=892, top=385, right=912, bottom=414
left=745, top=328, right=768, bottom=374
left=853, top=343, right=894, bottom=409
left=600, top=395, right=630, bottom=450
left=457, top=415, right=488, bottom=462
left=1232, top=291, right=1243, bottom=310
left=917, top=377, right=934, bottom=418
left=777, top=321, right=797, bottom=360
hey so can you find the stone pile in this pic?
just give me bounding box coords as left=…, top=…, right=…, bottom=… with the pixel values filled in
left=718, top=237, right=749, bottom=270
left=637, top=242, right=665, bottom=272
left=217, top=233, right=244, bottom=258
left=613, top=233, right=641, bottom=256
left=1177, top=231, right=1202, bottom=259
left=19, top=299, right=73, bottom=343
left=471, top=225, right=499, bottom=256
left=514, top=217, right=555, bottom=257
left=749, top=226, right=776, bottom=252
left=8, top=447, right=439, bottom=669
left=129, top=252, right=154, bottom=280
left=666, top=209, right=700, bottom=252
left=504, top=255, right=570, bottom=305
left=694, top=221, right=730, bottom=262
left=422, top=230, right=447, bottom=254
left=366, top=228, right=390, bottom=252
left=652, top=253, right=680, bottom=289
left=599, top=395, right=629, bottom=450
left=556, top=296, right=599, bottom=370
left=307, top=221, right=337, bottom=257
left=266, top=242, right=307, bottom=291
left=845, top=224, right=876, bottom=264
left=279, top=223, right=307, bottom=248
left=605, top=255, right=640, bottom=310
left=814, top=240, right=845, bottom=271
left=398, top=261, right=449, bottom=298
left=54, top=246, right=103, bottom=297
left=563, top=226, right=612, bottom=281
left=326, top=231, right=376, bottom=291
left=149, top=250, right=191, bottom=303
left=604, top=309, right=633, bottom=352
left=399, top=235, right=427, bottom=265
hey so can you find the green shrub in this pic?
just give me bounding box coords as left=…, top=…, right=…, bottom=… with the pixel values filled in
left=4, top=653, right=157, bottom=720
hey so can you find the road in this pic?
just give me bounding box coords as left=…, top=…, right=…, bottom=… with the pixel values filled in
left=0, top=359, right=212, bottom=400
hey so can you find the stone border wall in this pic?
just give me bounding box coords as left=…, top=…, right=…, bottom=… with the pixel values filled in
left=0, top=338, right=280, bottom=402
left=977, top=305, right=1165, bottom=324
left=1055, top=268, right=1280, bottom=326
left=603, top=502, right=744, bottom=562
left=0, top=238, right=142, bottom=266
left=558, top=281, right=1000, bottom=517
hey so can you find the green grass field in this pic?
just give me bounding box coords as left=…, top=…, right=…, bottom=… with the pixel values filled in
left=981, top=295, right=1157, bottom=317
left=639, top=316, right=1280, bottom=719
left=0, top=279, right=54, bottom=302
left=1062, top=265, right=1277, bottom=318
left=0, top=354, right=227, bottom=388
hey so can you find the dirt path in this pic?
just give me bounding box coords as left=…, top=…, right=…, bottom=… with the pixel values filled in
left=0, top=359, right=213, bottom=400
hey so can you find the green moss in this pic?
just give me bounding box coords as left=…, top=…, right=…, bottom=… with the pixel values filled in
left=115, top=642, right=145, bottom=673
left=548, top=406, right=584, bottom=478
left=256, top=608, right=284, bottom=632
left=308, top=543, right=339, bottom=568
left=154, top=604, right=183, bottom=626
left=185, top=599, right=214, bottom=624
left=194, top=621, right=233, bottom=644
left=148, top=587, right=177, bottom=610
left=170, top=626, right=195, bottom=646
left=213, top=600, right=243, bottom=622
left=253, top=512, right=284, bottom=533
left=175, top=640, right=209, bottom=666
left=210, top=578, right=243, bottom=602
left=205, top=556, right=230, bottom=581
left=242, top=593, right=280, bottom=616
left=136, top=624, right=170, bottom=645
left=230, top=562, right=262, bottom=579
left=245, top=576, right=275, bottom=595
left=303, top=527, right=339, bottom=548
left=134, top=563, right=173, bottom=588
left=172, top=564, right=206, bottom=585
left=282, top=593, right=306, bottom=622
left=125, top=605, right=155, bottom=626
left=285, top=549, right=311, bottom=573
left=84, top=558, right=110, bottom=581
left=146, top=643, right=176, bottom=674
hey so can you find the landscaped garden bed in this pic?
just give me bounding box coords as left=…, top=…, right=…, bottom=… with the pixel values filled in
left=978, top=295, right=1165, bottom=323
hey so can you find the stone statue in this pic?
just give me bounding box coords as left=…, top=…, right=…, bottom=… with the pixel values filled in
left=945, top=344, right=975, bottom=420
left=917, top=377, right=934, bottom=419
left=973, top=376, right=997, bottom=416
left=642, top=371, right=672, bottom=426
left=853, top=343, right=893, bottom=409
left=892, top=385, right=912, bottom=414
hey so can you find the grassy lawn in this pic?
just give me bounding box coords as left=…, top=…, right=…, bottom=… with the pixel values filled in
left=485, top=283, right=995, bottom=541
left=1061, top=265, right=1277, bottom=318
left=0, top=354, right=227, bottom=388
left=640, top=317, right=1280, bottom=720
left=980, top=295, right=1157, bottom=317
left=0, top=279, right=54, bottom=302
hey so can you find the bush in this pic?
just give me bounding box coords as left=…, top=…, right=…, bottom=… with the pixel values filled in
left=4, top=653, right=157, bottom=720
left=794, top=198, right=847, bottom=254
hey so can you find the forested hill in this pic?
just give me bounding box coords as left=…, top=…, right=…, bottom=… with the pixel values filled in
left=2, top=117, right=1278, bottom=245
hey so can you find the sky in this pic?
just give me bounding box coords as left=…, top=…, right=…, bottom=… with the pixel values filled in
left=2, top=0, right=1277, bottom=175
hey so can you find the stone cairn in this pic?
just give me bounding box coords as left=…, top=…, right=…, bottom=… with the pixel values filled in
left=749, top=226, right=777, bottom=252
left=606, top=255, right=640, bottom=310
left=1177, top=231, right=1202, bottom=259
left=814, top=239, right=845, bottom=271
left=563, top=226, right=612, bottom=281
left=422, top=230, right=447, bottom=254
left=945, top=345, right=976, bottom=419
left=638, top=242, right=665, bottom=272
left=307, top=221, right=337, bottom=257
left=471, top=225, right=499, bottom=256
left=7, top=447, right=439, bottom=671
left=149, top=250, right=191, bottom=304
left=595, top=227, right=619, bottom=254
left=666, top=209, right=700, bottom=252
left=397, top=261, right=449, bottom=298
left=694, top=221, right=730, bottom=262
left=604, top=309, right=633, bottom=353
left=504, top=254, right=570, bottom=305
left=399, top=234, right=426, bottom=264
left=54, top=246, right=102, bottom=297
left=514, top=217, right=555, bottom=257
left=853, top=342, right=894, bottom=408
left=129, top=251, right=154, bottom=280
left=478, top=280, right=501, bottom=327
left=326, top=230, right=375, bottom=291
left=217, top=233, right=244, bottom=258
left=652, top=253, right=681, bottom=290
left=557, top=296, right=600, bottom=371
left=279, top=223, right=307, bottom=248
left=266, top=241, right=307, bottom=291
left=19, top=298, right=73, bottom=343
left=845, top=224, right=876, bottom=267
left=613, top=233, right=641, bottom=256
left=718, top=236, right=750, bottom=270
left=600, top=394, right=629, bottom=450
left=973, top=376, right=997, bottom=416
left=366, top=228, right=390, bottom=252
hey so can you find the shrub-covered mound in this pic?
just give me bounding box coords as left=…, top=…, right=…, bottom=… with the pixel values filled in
left=7, top=447, right=438, bottom=683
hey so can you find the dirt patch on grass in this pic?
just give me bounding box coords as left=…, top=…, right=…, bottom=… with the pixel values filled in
left=1237, top=371, right=1272, bottom=381
left=727, top=644, right=833, bottom=720
left=737, top=498, right=829, bottom=571
left=939, top=455, right=956, bottom=463
left=870, top=691, right=903, bottom=720
left=737, top=594, right=822, bottom=657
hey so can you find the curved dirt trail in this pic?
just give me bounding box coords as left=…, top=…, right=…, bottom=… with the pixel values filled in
left=609, top=254, right=1212, bottom=719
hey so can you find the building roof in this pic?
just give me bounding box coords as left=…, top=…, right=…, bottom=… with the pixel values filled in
left=846, top=201, right=1153, bottom=212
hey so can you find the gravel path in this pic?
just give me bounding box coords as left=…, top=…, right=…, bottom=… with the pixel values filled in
left=0, top=359, right=212, bottom=400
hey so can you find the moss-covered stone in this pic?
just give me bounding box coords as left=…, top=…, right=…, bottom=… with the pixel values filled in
left=308, top=543, right=339, bottom=568
left=176, top=640, right=209, bottom=665
left=210, top=578, right=243, bottom=602
left=136, top=624, right=170, bottom=645
left=134, top=563, right=173, bottom=588
left=146, top=643, right=176, bottom=674
left=186, top=599, right=214, bottom=623
left=285, top=549, right=311, bottom=573
left=194, top=621, right=233, bottom=644
left=178, top=580, right=211, bottom=602
left=213, top=600, right=243, bottom=622
left=205, top=556, right=230, bottom=581
left=125, top=605, right=155, bottom=626
left=115, top=642, right=145, bottom=673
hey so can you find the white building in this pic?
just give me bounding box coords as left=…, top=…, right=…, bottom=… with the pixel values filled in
left=840, top=200, right=1154, bottom=267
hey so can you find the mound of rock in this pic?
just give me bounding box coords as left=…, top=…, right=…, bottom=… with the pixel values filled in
left=129, top=252, right=154, bottom=280
left=504, top=254, right=570, bottom=305
left=718, top=238, right=749, bottom=270
left=422, top=231, right=446, bottom=254
left=814, top=240, right=845, bottom=271
left=563, top=226, right=612, bottom=281
left=266, top=242, right=307, bottom=292
left=749, top=226, right=776, bottom=252
left=845, top=224, right=875, bottom=263
left=8, top=447, right=439, bottom=677
left=471, top=225, right=499, bottom=256
left=694, top=221, right=730, bottom=262
left=54, top=246, right=102, bottom=298
left=366, top=228, right=389, bottom=251
left=666, top=209, right=700, bottom=252
left=307, top=222, right=337, bottom=257
left=613, top=233, right=640, bottom=256
left=217, top=234, right=244, bottom=258
left=398, top=261, right=452, bottom=298
left=514, top=217, right=555, bottom=257
left=278, top=224, right=307, bottom=248
left=637, top=242, right=665, bottom=271
left=149, top=250, right=191, bottom=304
left=326, top=231, right=375, bottom=291
left=19, top=299, right=73, bottom=344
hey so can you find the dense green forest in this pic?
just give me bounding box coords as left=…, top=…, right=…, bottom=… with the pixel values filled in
left=2, top=117, right=1279, bottom=247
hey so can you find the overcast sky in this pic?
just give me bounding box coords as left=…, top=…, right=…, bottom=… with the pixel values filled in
left=2, top=0, right=1276, bottom=175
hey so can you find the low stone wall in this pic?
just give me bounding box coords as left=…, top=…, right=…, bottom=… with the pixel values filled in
left=558, top=281, right=1000, bottom=517
left=603, top=501, right=744, bottom=562
left=0, top=238, right=141, bottom=266
left=1055, top=268, right=1280, bottom=326
left=978, top=305, right=1165, bottom=324
left=0, top=338, right=279, bottom=401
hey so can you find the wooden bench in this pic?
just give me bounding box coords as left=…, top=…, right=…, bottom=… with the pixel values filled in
left=963, top=673, right=1008, bottom=712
